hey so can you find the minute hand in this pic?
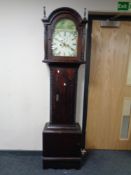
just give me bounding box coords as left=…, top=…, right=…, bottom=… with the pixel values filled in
left=54, top=38, right=63, bottom=43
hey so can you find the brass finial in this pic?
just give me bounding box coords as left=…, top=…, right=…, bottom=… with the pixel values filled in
left=43, top=6, right=46, bottom=19
left=84, top=8, right=87, bottom=19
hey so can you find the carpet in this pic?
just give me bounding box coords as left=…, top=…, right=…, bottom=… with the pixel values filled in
left=0, top=150, right=131, bottom=175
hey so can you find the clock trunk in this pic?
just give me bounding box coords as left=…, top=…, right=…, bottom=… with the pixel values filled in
left=50, top=65, right=78, bottom=124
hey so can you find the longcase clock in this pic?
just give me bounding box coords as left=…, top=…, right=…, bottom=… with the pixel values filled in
left=42, top=7, right=87, bottom=169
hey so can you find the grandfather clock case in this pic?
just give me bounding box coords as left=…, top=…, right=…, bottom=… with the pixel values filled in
left=42, top=7, right=86, bottom=169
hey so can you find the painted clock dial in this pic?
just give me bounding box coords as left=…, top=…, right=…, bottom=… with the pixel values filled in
left=51, top=19, right=78, bottom=57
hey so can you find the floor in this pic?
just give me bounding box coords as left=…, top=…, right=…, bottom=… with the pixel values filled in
left=0, top=150, right=131, bottom=175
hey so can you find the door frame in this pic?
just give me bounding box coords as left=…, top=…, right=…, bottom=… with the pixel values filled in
left=82, top=12, right=131, bottom=149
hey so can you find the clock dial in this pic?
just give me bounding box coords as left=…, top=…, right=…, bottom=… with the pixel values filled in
left=52, top=19, right=78, bottom=57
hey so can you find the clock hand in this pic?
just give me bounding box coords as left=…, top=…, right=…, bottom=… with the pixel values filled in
left=54, top=38, right=67, bottom=49
left=70, top=47, right=75, bottom=51
left=64, top=43, right=75, bottom=51
left=54, top=38, right=63, bottom=43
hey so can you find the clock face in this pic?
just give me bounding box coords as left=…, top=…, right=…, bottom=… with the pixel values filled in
left=51, top=19, right=78, bottom=57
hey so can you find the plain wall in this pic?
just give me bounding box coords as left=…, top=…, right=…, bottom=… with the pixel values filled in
left=0, top=0, right=118, bottom=150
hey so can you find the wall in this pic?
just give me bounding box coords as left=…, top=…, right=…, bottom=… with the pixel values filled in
left=0, top=0, right=117, bottom=150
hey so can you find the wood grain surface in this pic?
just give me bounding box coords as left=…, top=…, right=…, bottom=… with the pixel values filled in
left=86, top=21, right=131, bottom=150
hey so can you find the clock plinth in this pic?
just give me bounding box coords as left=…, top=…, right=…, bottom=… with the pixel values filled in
left=42, top=7, right=87, bottom=169
left=43, top=123, right=82, bottom=169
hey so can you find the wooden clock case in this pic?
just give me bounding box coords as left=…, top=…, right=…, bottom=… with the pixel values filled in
left=42, top=7, right=86, bottom=169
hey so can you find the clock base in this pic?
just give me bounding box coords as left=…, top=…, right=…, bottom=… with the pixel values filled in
left=42, top=122, right=82, bottom=169
left=43, top=156, right=81, bottom=169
